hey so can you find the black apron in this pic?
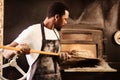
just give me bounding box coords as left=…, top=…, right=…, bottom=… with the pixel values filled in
left=28, top=24, right=61, bottom=80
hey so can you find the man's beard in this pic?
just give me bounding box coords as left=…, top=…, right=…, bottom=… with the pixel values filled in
left=54, top=25, right=62, bottom=31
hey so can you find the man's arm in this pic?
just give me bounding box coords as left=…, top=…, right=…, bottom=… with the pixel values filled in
left=2, top=42, right=30, bottom=59
left=2, top=42, right=19, bottom=59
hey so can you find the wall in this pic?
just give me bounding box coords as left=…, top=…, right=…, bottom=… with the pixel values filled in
left=0, top=0, right=3, bottom=75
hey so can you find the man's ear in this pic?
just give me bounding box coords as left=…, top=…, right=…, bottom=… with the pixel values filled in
left=54, top=14, right=59, bottom=21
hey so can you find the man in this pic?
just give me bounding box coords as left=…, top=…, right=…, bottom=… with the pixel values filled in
left=3, top=1, right=70, bottom=80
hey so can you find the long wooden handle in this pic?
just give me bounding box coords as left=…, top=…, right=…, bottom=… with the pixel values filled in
left=0, top=46, right=59, bottom=56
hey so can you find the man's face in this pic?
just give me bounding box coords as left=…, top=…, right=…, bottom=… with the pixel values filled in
left=54, top=10, right=69, bottom=31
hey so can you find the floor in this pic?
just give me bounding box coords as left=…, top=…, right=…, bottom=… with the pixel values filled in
left=61, top=71, right=120, bottom=80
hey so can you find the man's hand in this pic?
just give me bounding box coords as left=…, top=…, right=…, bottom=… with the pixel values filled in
left=16, top=44, right=30, bottom=55
left=59, top=52, right=71, bottom=61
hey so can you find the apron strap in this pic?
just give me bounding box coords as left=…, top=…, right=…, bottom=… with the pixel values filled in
left=41, top=23, right=46, bottom=51
left=41, top=23, right=45, bottom=40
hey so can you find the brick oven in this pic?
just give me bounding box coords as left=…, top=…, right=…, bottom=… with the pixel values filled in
left=59, top=24, right=117, bottom=72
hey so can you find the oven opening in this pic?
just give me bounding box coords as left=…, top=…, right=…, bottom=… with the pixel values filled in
left=61, top=44, right=97, bottom=58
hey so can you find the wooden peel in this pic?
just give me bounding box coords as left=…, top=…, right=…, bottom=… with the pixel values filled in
left=0, top=45, right=59, bottom=56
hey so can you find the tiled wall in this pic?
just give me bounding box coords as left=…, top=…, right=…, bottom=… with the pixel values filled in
left=0, top=0, right=3, bottom=75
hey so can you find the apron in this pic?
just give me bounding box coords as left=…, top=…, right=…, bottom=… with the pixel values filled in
left=28, top=23, right=61, bottom=80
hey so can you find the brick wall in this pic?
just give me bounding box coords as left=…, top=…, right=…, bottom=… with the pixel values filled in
left=0, top=0, right=4, bottom=75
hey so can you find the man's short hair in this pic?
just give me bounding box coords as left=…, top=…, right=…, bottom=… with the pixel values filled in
left=47, top=2, right=69, bottom=18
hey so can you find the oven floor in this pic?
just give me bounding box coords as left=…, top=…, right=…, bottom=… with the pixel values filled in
left=61, top=71, right=120, bottom=80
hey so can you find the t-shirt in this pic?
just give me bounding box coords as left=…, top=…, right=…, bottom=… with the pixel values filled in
left=14, top=24, right=60, bottom=66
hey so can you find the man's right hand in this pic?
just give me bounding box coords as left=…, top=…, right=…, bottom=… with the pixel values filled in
left=16, top=44, right=30, bottom=55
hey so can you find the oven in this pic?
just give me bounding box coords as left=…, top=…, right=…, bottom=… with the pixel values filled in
left=60, top=24, right=117, bottom=72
